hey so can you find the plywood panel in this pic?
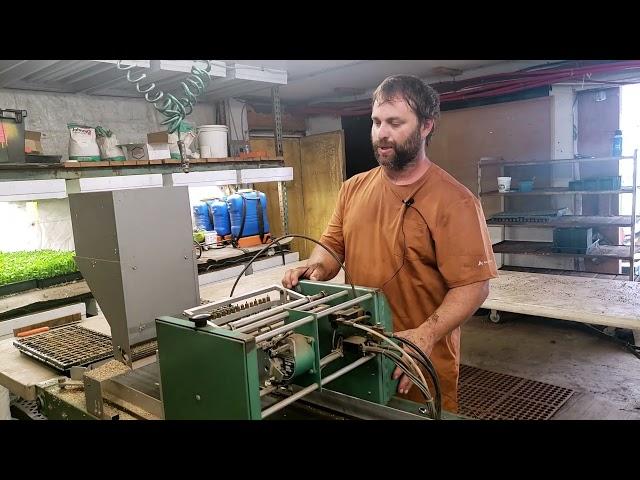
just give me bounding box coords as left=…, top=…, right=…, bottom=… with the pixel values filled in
left=428, top=96, right=553, bottom=217
left=249, top=137, right=305, bottom=255
left=577, top=88, right=621, bottom=223
left=299, top=131, right=346, bottom=259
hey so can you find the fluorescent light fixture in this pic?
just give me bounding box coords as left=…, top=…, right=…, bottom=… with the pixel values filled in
left=0, top=179, right=66, bottom=202
left=170, top=170, right=238, bottom=187
left=240, top=167, right=293, bottom=183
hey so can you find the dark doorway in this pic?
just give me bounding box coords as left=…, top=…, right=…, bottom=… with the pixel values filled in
left=342, top=114, right=377, bottom=179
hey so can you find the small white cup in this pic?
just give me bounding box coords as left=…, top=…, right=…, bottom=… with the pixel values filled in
left=497, top=176, right=512, bottom=192
left=200, top=145, right=211, bottom=158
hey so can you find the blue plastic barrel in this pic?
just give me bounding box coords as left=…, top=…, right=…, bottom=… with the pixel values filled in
left=612, top=129, right=623, bottom=157
left=227, top=190, right=270, bottom=239
left=192, top=202, right=214, bottom=231
left=207, top=198, right=231, bottom=236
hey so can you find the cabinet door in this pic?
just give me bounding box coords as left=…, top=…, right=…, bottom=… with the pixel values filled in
left=250, top=131, right=346, bottom=260
left=299, top=131, right=346, bottom=259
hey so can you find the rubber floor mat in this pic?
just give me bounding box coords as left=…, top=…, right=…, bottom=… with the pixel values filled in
left=458, top=364, right=574, bottom=420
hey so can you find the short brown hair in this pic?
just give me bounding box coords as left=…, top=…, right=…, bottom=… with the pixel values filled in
left=372, top=75, right=440, bottom=145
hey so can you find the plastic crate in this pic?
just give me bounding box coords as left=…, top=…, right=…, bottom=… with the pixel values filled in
left=553, top=228, right=594, bottom=254
left=569, top=180, right=583, bottom=191
left=597, top=176, right=621, bottom=190
left=583, top=179, right=599, bottom=190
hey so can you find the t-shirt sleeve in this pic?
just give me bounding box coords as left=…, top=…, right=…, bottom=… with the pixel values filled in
left=318, top=182, right=347, bottom=259
left=433, top=195, right=498, bottom=288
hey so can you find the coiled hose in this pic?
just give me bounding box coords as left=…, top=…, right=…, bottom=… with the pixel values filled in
left=116, top=60, right=212, bottom=171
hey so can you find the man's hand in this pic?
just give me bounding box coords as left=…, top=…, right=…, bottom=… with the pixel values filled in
left=282, top=263, right=327, bottom=289
left=392, top=325, right=436, bottom=395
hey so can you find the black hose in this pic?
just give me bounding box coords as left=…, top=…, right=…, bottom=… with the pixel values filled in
left=376, top=349, right=438, bottom=419
left=405, top=350, right=442, bottom=418
left=390, top=334, right=442, bottom=418
left=229, top=234, right=357, bottom=299
left=373, top=345, right=441, bottom=419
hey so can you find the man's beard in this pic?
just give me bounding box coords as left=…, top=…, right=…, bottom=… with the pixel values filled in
left=372, top=126, right=422, bottom=171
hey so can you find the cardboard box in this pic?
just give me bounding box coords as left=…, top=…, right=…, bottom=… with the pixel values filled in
left=147, top=131, right=170, bottom=144
left=119, top=143, right=171, bottom=161
left=24, top=131, right=42, bottom=154
left=148, top=130, right=196, bottom=159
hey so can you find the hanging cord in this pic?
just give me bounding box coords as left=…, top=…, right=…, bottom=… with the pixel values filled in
left=580, top=324, right=640, bottom=360
left=229, top=234, right=356, bottom=299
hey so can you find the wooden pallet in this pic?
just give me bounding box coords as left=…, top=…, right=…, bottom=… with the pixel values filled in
left=61, top=156, right=282, bottom=168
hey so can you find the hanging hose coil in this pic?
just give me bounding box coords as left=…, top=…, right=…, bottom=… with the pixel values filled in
left=116, top=60, right=212, bottom=134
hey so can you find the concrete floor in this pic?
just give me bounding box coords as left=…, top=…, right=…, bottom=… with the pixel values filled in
left=461, top=313, right=640, bottom=420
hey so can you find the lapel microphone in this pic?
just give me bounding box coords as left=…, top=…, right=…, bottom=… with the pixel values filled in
left=403, top=197, right=415, bottom=207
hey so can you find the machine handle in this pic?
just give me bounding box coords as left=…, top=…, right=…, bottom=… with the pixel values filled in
left=190, top=314, right=211, bottom=328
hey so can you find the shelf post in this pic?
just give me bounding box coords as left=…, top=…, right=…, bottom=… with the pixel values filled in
left=630, top=149, right=638, bottom=281
left=272, top=86, right=289, bottom=235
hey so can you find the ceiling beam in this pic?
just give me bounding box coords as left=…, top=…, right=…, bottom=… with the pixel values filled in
left=69, top=69, right=134, bottom=94
left=0, top=60, right=61, bottom=88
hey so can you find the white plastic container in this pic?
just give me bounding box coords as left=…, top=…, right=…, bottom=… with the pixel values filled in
left=204, top=230, right=217, bottom=246
left=497, top=176, right=512, bottom=192
left=197, top=125, right=228, bottom=158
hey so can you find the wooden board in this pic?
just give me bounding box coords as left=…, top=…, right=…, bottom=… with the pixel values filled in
left=486, top=215, right=637, bottom=228
left=0, top=281, right=91, bottom=317
left=63, top=161, right=111, bottom=168
left=0, top=338, right=58, bottom=400
left=492, top=240, right=639, bottom=260
left=198, top=237, right=293, bottom=263
left=483, top=270, right=640, bottom=330
left=250, top=137, right=306, bottom=256
left=299, top=131, right=346, bottom=258
left=12, top=313, right=81, bottom=337
left=482, top=188, right=634, bottom=196
left=499, top=265, right=633, bottom=281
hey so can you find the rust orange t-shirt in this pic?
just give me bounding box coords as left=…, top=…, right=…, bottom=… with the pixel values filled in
left=319, top=163, right=498, bottom=412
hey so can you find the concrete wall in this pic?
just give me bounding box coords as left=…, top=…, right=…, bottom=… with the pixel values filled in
left=0, top=88, right=216, bottom=252
left=306, top=115, right=342, bottom=136
left=0, top=88, right=215, bottom=160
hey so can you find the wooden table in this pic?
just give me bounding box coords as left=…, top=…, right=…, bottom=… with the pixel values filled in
left=4, top=265, right=638, bottom=401
left=482, top=270, right=640, bottom=330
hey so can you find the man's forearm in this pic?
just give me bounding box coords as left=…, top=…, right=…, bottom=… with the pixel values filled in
left=306, top=244, right=343, bottom=280
left=418, top=280, right=490, bottom=346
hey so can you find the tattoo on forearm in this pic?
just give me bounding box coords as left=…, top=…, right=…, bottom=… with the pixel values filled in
left=426, top=313, right=439, bottom=325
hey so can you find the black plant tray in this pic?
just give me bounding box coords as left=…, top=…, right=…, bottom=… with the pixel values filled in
left=0, top=271, right=83, bottom=297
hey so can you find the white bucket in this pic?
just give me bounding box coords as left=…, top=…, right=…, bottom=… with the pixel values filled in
left=197, top=125, right=228, bottom=158
left=204, top=230, right=217, bottom=246
left=497, top=176, right=512, bottom=192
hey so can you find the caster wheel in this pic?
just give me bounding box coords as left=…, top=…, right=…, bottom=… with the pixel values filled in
left=489, top=310, right=503, bottom=324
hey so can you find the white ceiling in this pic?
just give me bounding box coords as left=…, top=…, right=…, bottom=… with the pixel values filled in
left=0, top=60, right=555, bottom=105
left=225, top=60, right=553, bottom=104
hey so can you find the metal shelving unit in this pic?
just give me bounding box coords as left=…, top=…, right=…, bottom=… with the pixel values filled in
left=0, top=158, right=284, bottom=181
left=478, top=150, right=639, bottom=281
left=0, top=60, right=293, bottom=233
